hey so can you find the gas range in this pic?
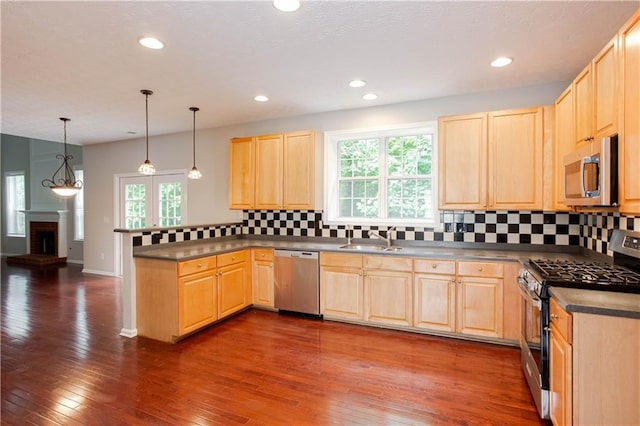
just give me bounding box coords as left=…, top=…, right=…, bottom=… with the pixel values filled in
left=520, top=229, right=640, bottom=298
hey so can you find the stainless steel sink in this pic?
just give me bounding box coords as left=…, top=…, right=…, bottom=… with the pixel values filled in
left=338, top=244, right=403, bottom=252
left=338, top=244, right=385, bottom=251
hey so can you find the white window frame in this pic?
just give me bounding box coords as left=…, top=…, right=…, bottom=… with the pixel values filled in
left=74, top=168, right=84, bottom=241
left=324, top=122, right=438, bottom=227
left=5, top=171, right=26, bottom=237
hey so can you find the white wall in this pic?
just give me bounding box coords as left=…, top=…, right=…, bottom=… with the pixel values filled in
left=83, top=82, right=567, bottom=274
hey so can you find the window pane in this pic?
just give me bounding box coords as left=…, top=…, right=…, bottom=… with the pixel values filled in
left=74, top=170, right=84, bottom=240
left=158, top=182, right=182, bottom=227
left=6, top=174, right=26, bottom=236
left=338, top=138, right=380, bottom=178
left=124, top=183, right=146, bottom=229
left=387, top=135, right=432, bottom=177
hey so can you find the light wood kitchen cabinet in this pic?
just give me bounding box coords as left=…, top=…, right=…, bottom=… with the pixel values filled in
left=178, top=268, right=218, bottom=336
left=252, top=248, right=274, bottom=308
left=320, top=253, right=364, bottom=320
left=438, top=107, right=546, bottom=211
left=456, top=261, right=504, bottom=338
left=135, top=250, right=250, bottom=343
left=549, top=298, right=572, bottom=426
left=229, top=130, right=318, bottom=210
left=488, top=107, right=543, bottom=210
left=549, top=296, right=640, bottom=426
left=619, top=10, right=640, bottom=214
left=363, top=256, right=413, bottom=327
left=413, top=259, right=456, bottom=332
left=283, top=131, right=316, bottom=210
left=573, top=37, right=618, bottom=146
left=438, top=113, right=487, bottom=210
left=228, top=137, right=255, bottom=209
left=554, top=86, right=574, bottom=210
left=217, top=250, right=251, bottom=318
left=254, top=134, right=284, bottom=209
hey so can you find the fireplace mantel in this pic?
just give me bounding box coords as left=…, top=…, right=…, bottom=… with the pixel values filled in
left=23, top=210, right=68, bottom=258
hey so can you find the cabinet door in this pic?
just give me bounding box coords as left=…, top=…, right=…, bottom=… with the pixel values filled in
left=178, top=270, right=217, bottom=335
left=550, top=324, right=573, bottom=426
left=593, top=38, right=618, bottom=138
left=414, top=273, right=455, bottom=332
left=218, top=262, right=248, bottom=318
left=283, top=131, right=315, bottom=209
left=255, top=134, right=283, bottom=209
left=228, top=137, right=255, bottom=209
left=438, top=113, right=487, bottom=209
left=320, top=266, right=364, bottom=320
left=364, top=270, right=413, bottom=327
left=554, top=86, right=574, bottom=210
left=573, top=65, right=592, bottom=146
left=620, top=12, right=640, bottom=214
left=488, top=107, right=543, bottom=210
left=253, top=258, right=274, bottom=307
left=456, top=277, right=503, bottom=338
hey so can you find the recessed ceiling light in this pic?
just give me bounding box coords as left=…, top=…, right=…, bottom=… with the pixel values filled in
left=491, top=56, right=513, bottom=68
left=363, top=93, right=378, bottom=100
left=254, top=95, right=269, bottom=102
left=349, top=80, right=367, bottom=88
left=273, top=0, right=301, bottom=12
left=139, top=37, right=164, bottom=50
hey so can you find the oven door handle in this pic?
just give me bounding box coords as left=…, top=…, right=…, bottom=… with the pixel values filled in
left=517, top=278, right=542, bottom=310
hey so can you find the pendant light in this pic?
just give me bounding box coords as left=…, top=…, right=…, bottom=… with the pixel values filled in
left=138, top=89, right=156, bottom=175
left=41, top=117, right=83, bottom=197
left=187, top=106, right=202, bottom=180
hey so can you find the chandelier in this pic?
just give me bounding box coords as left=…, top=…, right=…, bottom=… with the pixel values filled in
left=41, top=117, right=83, bottom=197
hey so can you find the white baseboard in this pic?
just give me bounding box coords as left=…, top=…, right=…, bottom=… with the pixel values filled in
left=120, top=328, right=137, bottom=338
left=67, top=259, right=84, bottom=265
left=82, top=268, right=117, bottom=277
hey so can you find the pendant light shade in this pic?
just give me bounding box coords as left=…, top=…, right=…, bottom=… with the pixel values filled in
left=187, top=106, right=202, bottom=180
left=138, top=89, right=156, bottom=175
left=41, top=117, right=83, bottom=197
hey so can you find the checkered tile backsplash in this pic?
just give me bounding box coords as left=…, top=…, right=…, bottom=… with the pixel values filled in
left=131, top=223, right=242, bottom=247
left=129, top=209, right=639, bottom=258
left=243, top=210, right=583, bottom=245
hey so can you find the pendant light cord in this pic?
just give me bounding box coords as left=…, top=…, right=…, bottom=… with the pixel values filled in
left=145, top=92, right=150, bottom=161
left=192, top=108, right=196, bottom=167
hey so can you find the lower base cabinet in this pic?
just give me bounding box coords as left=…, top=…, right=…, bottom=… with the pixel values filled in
left=320, top=253, right=364, bottom=320
left=136, top=249, right=250, bottom=342
left=252, top=249, right=275, bottom=308
left=364, top=268, right=413, bottom=327
left=549, top=297, right=640, bottom=426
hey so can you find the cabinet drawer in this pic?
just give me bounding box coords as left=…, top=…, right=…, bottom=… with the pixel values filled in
left=253, top=248, right=274, bottom=262
left=414, top=259, right=456, bottom=275
left=178, top=255, right=217, bottom=277
left=364, top=255, right=412, bottom=271
left=457, top=261, right=504, bottom=277
left=218, top=250, right=248, bottom=267
left=320, top=252, right=363, bottom=268
left=550, top=297, right=572, bottom=343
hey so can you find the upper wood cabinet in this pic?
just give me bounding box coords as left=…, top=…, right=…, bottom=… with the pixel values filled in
left=619, top=9, right=640, bottom=214
left=572, top=37, right=618, bottom=146
left=439, top=107, right=545, bottom=211
left=438, top=113, right=487, bottom=210
left=229, top=137, right=255, bottom=209
left=229, top=130, right=318, bottom=210
left=554, top=86, right=574, bottom=211
left=255, top=134, right=284, bottom=209
left=488, top=107, right=543, bottom=210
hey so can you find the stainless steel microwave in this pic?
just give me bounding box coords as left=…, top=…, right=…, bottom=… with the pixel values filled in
left=563, top=135, right=618, bottom=207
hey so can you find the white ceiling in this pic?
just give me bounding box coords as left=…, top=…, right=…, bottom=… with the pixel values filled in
left=1, top=1, right=638, bottom=146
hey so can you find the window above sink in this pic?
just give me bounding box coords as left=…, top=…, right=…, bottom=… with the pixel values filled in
left=324, top=122, right=439, bottom=228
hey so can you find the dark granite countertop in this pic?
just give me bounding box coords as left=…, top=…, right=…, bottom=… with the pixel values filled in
left=132, top=236, right=591, bottom=264
left=549, top=287, right=640, bottom=319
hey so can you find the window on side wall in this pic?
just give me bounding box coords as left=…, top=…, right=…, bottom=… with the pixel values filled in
left=5, top=172, right=26, bottom=237
left=74, top=169, right=84, bottom=240
left=324, top=122, right=438, bottom=227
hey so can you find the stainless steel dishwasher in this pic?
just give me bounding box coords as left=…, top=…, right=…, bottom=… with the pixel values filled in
left=273, top=250, right=320, bottom=316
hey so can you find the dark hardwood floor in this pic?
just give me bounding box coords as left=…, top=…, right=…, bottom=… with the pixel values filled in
left=1, top=261, right=546, bottom=425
